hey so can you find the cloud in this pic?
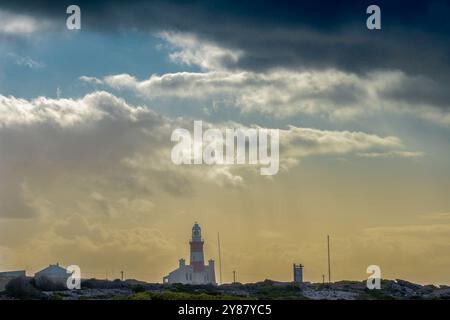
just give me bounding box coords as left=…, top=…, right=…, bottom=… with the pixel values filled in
left=0, top=181, right=35, bottom=219
left=7, top=2, right=450, bottom=126
left=97, top=69, right=369, bottom=119
left=0, top=91, right=148, bottom=127
left=279, top=126, right=411, bottom=169
left=357, top=151, right=424, bottom=159
left=0, top=212, right=178, bottom=278
left=96, top=64, right=450, bottom=125
left=0, top=90, right=434, bottom=282
left=6, top=53, right=45, bottom=69
left=0, top=91, right=416, bottom=218
left=82, top=31, right=450, bottom=125
left=158, top=31, right=450, bottom=123
left=102, top=74, right=137, bottom=90
left=1, top=0, right=449, bottom=283
left=418, top=212, right=450, bottom=221
left=282, top=127, right=402, bottom=155
left=0, top=9, right=50, bottom=36
left=78, top=76, right=103, bottom=85
left=3, top=0, right=449, bottom=81
left=0, top=91, right=168, bottom=218
left=159, top=31, right=242, bottom=71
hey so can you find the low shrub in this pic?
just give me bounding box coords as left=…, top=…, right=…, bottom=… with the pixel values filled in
left=131, top=284, right=146, bottom=293
left=34, top=276, right=68, bottom=291
left=5, top=277, right=44, bottom=299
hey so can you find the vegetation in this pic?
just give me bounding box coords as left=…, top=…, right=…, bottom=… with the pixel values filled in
left=131, top=284, right=146, bottom=293
left=49, top=293, right=66, bottom=300
left=34, top=276, right=67, bottom=291
left=5, top=277, right=44, bottom=300
left=126, top=291, right=254, bottom=300
left=3, top=277, right=448, bottom=300
left=359, top=288, right=397, bottom=300
left=82, top=278, right=130, bottom=290
left=251, top=283, right=308, bottom=300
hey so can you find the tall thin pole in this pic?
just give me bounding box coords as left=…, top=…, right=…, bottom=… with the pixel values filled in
left=233, top=270, right=236, bottom=284
left=327, top=235, right=331, bottom=283
left=121, top=270, right=124, bottom=281
left=218, top=232, right=223, bottom=285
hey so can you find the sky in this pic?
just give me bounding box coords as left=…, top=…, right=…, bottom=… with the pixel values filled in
left=1, top=0, right=450, bottom=285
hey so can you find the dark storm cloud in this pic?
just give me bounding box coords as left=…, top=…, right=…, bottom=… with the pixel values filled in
left=2, top=1, right=450, bottom=82
left=382, top=75, right=450, bottom=108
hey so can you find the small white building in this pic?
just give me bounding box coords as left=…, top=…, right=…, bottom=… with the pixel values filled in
left=163, top=223, right=216, bottom=285
left=34, top=263, right=69, bottom=288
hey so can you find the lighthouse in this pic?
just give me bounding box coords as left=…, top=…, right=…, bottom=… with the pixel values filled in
left=163, top=222, right=216, bottom=285
left=190, top=222, right=205, bottom=272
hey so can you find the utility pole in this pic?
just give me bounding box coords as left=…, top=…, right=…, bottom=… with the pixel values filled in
left=218, top=232, right=223, bottom=285
left=327, top=235, right=331, bottom=283
left=322, top=274, right=325, bottom=284
left=121, top=270, right=124, bottom=281
left=232, top=270, right=236, bottom=284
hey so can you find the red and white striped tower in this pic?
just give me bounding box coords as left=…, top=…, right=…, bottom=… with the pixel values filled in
left=190, top=222, right=205, bottom=272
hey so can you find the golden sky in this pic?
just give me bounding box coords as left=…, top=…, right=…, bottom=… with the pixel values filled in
left=1, top=151, right=450, bottom=285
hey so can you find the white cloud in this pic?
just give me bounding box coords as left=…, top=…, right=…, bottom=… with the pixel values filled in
left=159, top=31, right=243, bottom=71
left=96, top=69, right=368, bottom=119
left=6, top=53, right=45, bottom=69
left=79, top=76, right=103, bottom=85
left=94, top=67, right=450, bottom=125
left=103, top=74, right=138, bottom=90
left=0, top=10, right=50, bottom=36
left=86, top=31, right=450, bottom=126
left=0, top=91, right=148, bottom=127
left=279, top=126, right=410, bottom=170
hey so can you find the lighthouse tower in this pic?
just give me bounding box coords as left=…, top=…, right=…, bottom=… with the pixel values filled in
left=190, top=222, right=205, bottom=272
left=163, top=222, right=216, bottom=284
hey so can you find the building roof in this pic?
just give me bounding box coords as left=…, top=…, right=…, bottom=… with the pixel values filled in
left=0, top=270, right=25, bottom=277
left=35, top=263, right=67, bottom=276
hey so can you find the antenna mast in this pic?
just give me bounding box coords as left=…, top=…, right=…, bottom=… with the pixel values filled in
left=218, top=232, right=223, bottom=285
left=327, top=235, right=331, bottom=283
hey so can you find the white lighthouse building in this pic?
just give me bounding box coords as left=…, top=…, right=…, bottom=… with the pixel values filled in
left=163, top=223, right=216, bottom=285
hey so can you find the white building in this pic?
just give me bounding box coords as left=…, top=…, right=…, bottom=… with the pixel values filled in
left=34, top=263, right=69, bottom=288
left=163, top=223, right=216, bottom=285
